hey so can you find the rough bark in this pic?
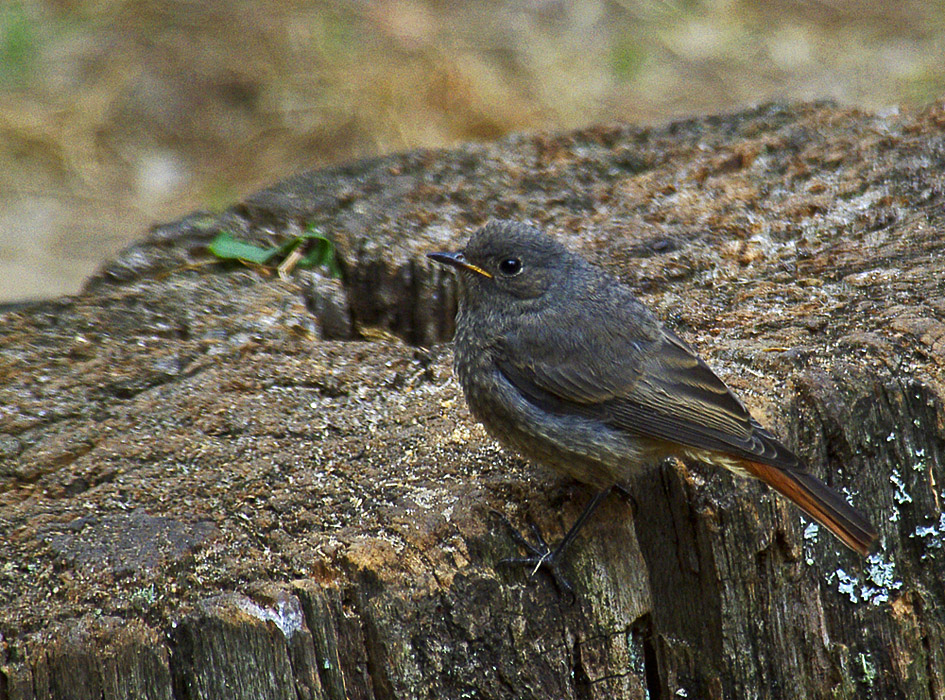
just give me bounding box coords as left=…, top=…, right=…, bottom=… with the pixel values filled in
left=2, top=101, right=945, bottom=699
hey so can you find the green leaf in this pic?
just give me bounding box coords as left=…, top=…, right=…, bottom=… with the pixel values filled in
left=294, top=227, right=342, bottom=278
left=208, top=231, right=278, bottom=265
left=207, top=226, right=341, bottom=279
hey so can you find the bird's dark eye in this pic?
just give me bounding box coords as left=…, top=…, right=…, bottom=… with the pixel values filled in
left=498, top=257, right=523, bottom=276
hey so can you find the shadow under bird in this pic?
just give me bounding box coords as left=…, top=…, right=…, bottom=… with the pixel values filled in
left=428, top=220, right=878, bottom=586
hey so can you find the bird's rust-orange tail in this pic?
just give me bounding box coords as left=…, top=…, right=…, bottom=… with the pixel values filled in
left=741, top=460, right=878, bottom=556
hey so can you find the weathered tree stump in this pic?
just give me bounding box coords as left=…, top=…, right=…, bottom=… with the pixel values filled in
left=2, top=101, right=944, bottom=699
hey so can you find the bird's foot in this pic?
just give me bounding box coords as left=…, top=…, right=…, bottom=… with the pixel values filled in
left=490, top=511, right=576, bottom=601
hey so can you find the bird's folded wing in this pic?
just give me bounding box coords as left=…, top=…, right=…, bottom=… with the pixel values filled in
left=498, top=328, right=799, bottom=469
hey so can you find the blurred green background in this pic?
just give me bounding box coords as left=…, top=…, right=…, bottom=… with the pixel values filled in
left=1, top=0, right=943, bottom=301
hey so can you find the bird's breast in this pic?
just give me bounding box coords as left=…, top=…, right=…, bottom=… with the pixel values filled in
left=451, top=324, right=656, bottom=488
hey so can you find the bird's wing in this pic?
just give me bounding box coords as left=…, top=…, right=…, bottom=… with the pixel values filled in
left=498, top=325, right=798, bottom=469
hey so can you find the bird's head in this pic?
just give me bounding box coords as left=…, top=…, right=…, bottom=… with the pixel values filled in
left=428, top=220, right=575, bottom=305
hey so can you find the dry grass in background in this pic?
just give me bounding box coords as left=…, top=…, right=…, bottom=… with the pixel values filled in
left=1, top=0, right=943, bottom=301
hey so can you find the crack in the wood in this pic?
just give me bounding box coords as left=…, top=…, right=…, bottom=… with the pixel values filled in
left=641, top=618, right=662, bottom=700
left=571, top=635, right=593, bottom=700
left=590, top=671, right=632, bottom=685
left=920, top=629, right=938, bottom=700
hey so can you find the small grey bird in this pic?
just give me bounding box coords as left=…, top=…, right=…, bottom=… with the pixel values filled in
left=428, top=220, right=877, bottom=577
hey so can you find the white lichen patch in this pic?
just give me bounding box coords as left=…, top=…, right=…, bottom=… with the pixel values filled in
left=911, top=511, right=945, bottom=560
left=890, top=468, right=913, bottom=505
left=860, top=553, right=903, bottom=605
left=833, top=568, right=860, bottom=603
left=829, top=553, right=902, bottom=606
left=236, top=596, right=305, bottom=638
left=803, top=521, right=820, bottom=565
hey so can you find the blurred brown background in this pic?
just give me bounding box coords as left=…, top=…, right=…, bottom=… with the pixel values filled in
left=1, top=0, right=943, bottom=302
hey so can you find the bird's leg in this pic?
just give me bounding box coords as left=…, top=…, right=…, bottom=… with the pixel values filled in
left=495, top=486, right=614, bottom=597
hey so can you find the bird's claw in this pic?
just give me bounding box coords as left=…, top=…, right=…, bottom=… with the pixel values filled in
left=490, top=510, right=576, bottom=601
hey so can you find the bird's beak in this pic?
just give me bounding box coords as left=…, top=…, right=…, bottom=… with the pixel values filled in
left=427, top=251, right=493, bottom=279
